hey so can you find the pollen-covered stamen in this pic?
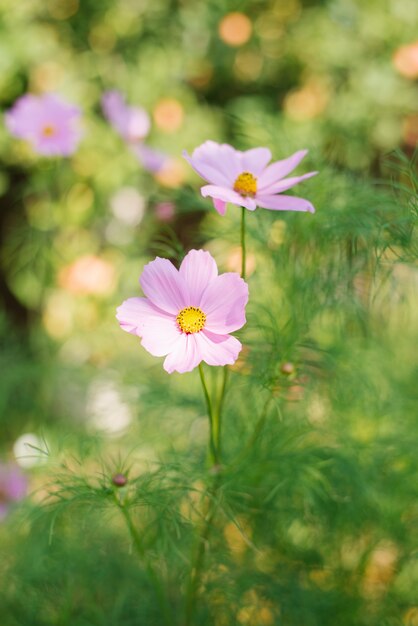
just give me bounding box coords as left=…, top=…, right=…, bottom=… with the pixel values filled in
left=233, top=171, right=257, bottom=197
left=42, top=125, right=56, bottom=137
left=176, top=306, right=206, bottom=334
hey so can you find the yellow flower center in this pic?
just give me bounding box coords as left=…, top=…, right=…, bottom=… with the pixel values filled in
left=42, top=125, right=56, bottom=137
left=176, top=306, right=206, bottom=334
left=233, top=171, right=257, bottom=197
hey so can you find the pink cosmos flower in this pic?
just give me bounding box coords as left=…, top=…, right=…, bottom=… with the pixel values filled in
left=5, top=93, right=82, bottom=156
left=183, top=141, right=317, bottom=215
left=116, top=249, right=248, bottom=374
left=102, top=90, right=168, bottom=173
left=102, top=90, right=151, bottom=143
left=0, top=462, right=27, bottom=521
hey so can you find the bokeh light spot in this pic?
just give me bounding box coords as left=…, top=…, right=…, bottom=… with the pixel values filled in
left=58, top=255, right=116, bottom=297
left=219, top=13, right=252, bottom=47
left=153, top=98, right=184, bottom=133
left=47, top=0, right=79, bottom=20
left=393, top=41, right=418, bottom=79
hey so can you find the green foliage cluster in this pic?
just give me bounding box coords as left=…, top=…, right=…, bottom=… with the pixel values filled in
left=0, top=0, right=417, bottom=625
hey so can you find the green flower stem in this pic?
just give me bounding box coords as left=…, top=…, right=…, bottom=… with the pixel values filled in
left=241, top=205, right=247, bottom=280
left=198, top=363, right=218, bottom=466
left=184, top=475, right=221, bottom=626
left=114, top=493, right=171, bottom=623
left=213, top=366, right=229, bottom=459
left=186, top=206, right=248, bottom=623
left=186, top=365, right=229, bottom=625
left=233, top=396, right=276, bottom=466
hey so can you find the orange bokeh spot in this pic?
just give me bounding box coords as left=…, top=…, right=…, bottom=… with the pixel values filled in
left=153, top=98, right=184, bottom=133
left=154, top=159, right=186, bottom=188
left=219, top=12, right=252, bottom=47
left=58, top=255, right=116, bottom=296
left=393, top=41, right=418, bottom=79
left=284, top=80, right=329, bottom=121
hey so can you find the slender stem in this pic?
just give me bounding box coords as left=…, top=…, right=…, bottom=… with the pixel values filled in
left=213, top=366, right=229, bottom=460
left=185, top=203, right=248, bottom=623
left=184, top=476, right=221, bottom=626
left=184, top=365, right=228, bottom=624
left=240, top=206, right=247, bottom=280
left=198, top=363, right=218, bottom=465
left=232, top=396, right=276, bottom=467
left=114, top=493, right=171, bottom=622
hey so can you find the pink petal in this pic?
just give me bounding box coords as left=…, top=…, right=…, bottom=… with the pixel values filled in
left=258, top=171, right=318, bottom=195
left=116, top=297, right=181, bottom=356
left=212, top=198, right=227, bottom=215
left=163, top=334, right=202, bottom=373
left=195, top=331, right=242, bottom=367
left=257, top=150, right=308, bottom=189
left=200, top=273, right=248, bottom=334
left=201, top=185, right=257, bottom=211
left=125, top=106, right=151, bottom=141
left=140, top=257, right=190, bottom=314
left=179, top=250, right=218, bottom=305
left=256, top=194, right=315, bottom=213
left=183, top=150, right=231, bottom=186
left=186, top=141, right=242, bottom=182
left=240, top=147, right=272, bottom=175
left=101, top=90, right=127, bottom=136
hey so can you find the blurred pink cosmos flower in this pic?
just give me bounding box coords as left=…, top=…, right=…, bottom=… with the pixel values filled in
left=102, top=90, right=168, bottom=173
left=5, top=93, right=82, bottom=156
left=116, top=249, right=248, bottom=374
left=102, top=90, right=151, bottom=143
left=131, top=144, right=169, bottom=173
left=0, top=462, right=27, bottom=521
left=183, top=141, right=317, bottom=215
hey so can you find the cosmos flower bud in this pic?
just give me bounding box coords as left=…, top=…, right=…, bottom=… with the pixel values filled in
left=112, top=473, right=128, bottom=487
left=280, top=362, right=295, bottom=376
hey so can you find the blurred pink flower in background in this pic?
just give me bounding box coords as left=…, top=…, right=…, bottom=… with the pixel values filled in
left=116, top=249, right=248, bottom=373
left=101, top=90, right=150, bottom=143
left=155, top=201, right=175, bottom=222
left=5, top=93, right=82, bottom=156
left=184, top=141, right=317, bottom=215
left=0, top=463, right=27, bottom=520
left=102, top=90, right=168, bottom=173
left=132, top=144, right=169, bottom=173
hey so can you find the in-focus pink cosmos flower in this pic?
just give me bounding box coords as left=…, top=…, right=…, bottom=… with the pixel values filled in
left=5, top=93, right=82, bottom=156
left=183, top=141, right=317, bottom=215
left=116, top=249, right=248, bottom=374
left=102, top=90, right=151, bottom=143
left=0, top=463, right=27, bottom=521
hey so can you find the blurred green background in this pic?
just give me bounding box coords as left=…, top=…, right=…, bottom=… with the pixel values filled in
left=0, top=0, right=417, bottom=624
